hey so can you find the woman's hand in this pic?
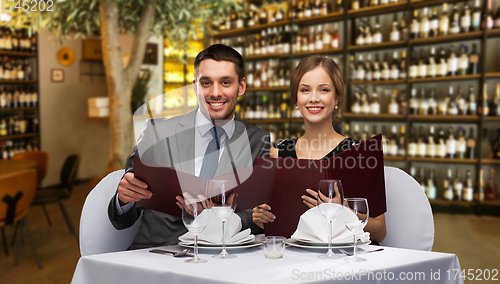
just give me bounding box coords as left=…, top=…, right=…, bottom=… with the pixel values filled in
left=252, top=203, right=275, bottom=229
left=302, top=182, right=342, bottom=208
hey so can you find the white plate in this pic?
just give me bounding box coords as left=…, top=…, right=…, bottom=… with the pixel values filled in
left=287, top=238, right=370, bottom=249
left=178, top=239, right=262, bottom=250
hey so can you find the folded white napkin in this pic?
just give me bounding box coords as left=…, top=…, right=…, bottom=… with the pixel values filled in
left=291, top=206, right=370, bottom=244
left=179, top=209, right=255, bottom=245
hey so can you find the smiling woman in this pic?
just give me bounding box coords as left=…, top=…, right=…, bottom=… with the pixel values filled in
left=252, top=55, right=387, bottom=244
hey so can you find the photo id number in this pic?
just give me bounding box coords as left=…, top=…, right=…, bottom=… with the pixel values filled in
left=1, top=0, right=54, bottom=12
left=447, top=269, right=499, bottom=281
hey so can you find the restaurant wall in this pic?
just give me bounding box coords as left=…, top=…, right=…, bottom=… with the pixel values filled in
left=39, top=30, right=163, bottom=186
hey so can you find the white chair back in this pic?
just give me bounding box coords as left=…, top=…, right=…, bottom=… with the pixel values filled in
left=380, top=166, right=434, bottom=251
left=79, top=170, right=142, bottom=256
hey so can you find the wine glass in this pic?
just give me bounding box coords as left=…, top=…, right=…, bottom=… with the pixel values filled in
left=208, top=180, right=237, bottom=259
left=316, top=179, right=344, bottom=259
left=344, top=198, right=369, bottom=262
left=181, top=195, right=210, bottom=263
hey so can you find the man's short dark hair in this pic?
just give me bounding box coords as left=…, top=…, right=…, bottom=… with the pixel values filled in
left=194, top=44, right=244, bottom=82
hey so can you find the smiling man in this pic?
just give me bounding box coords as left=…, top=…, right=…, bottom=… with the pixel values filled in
left=108, top=44, right=270, bottom=250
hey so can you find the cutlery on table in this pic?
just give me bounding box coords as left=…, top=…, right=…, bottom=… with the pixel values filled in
left=149, top=249, right=192, bottom=257
left=339, top=248, right=384, bottom=256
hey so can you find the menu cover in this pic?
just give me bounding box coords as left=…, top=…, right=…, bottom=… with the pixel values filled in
left=134, top=134, right=386, bottom=237
left=263, top=134, right=386, bottom=237
left=133, top=156, right=277, bottom=217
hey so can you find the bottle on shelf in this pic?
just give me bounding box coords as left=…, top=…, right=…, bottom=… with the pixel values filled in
left=381, top=53, right=390, bottom=80
left=372, top=54, right=381, bottom=81
left=418, top=49, right=427, bottom=78
left=400, top=12, right=409, bottom=41
left=356, top=54, right=365, bottom=80
left=467, top=86, right=477, bottom=115
left=356, top=20, right=365, bottom=45
left=461, top=4, right=472, bottom=33
left=372, top=17, right=382, bottom=44
left=369, top=88, right=380, bottom=114
left=411, top=9, right=420, bottom=39
left=477, top=169, right=485, bottom=202
left=479, top=83, right=490, bottom=116
left=365, top=18, right=373, bottom=45
left=390, top=51, right=400, bottom=80
left=449, top=5, right=461, bottom=35
left=447, top=45, right=458, bottom=76
left=466, top=127, right=476, bottom=159
left=453, top=169, right=463, bottom=201
left=398, top=125, right=406, bottom=157
left=443, top=169, right=454, bottom=200
left=390, top=14, right=401, bottom=42
left=409, top=87, right=418, bottom=114
left=426, top=125, right=436, bottom=158
left=429, top=7, right=439, bottom=37
left=389, top=125, right=398, bottom=156
left=365, top=54, right=373, bottom=81
left=447, top=86, right=458, bottom=115
left=457, top=86, right=467, bottom=115
left=472, top=0, right=482, bottom=31
left=439, top=3, right=450, bottom=36
left=485, top=167, right=498, bottom=201
left=438, top=47, right=448, bottom=77
left=418, top=88, right=429, bottom=115
left=458, top=44, right=469, bottom=76
left=418, top=168, right=426, bottom=191
left=388, top=89, right=399, bottom=115
left=428, top=88, right=437, bottom=115
left=469, top=43, right=479, bottom=75
left=417, top=126, right=426, bottom=157
left=427, top=47, right=437, bottom=78
left=331, top=24, right=340, bottom=48
left=419, top=7, right=430, bottom=38
left=456, top=127, right=466, bottom=159
left=463, top=170, right=474, bottom=202
left=446, top=127, right=457, bottom=159
left=496, top=4, right=500, bottom=28
left=409, top=51, right=418, bottom=79
left=426, top=169, right=437, bottom=199
left=437, top=127, right=447, bottom=158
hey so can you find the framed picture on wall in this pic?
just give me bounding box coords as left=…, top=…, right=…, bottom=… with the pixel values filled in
left=143, top=43, right=158, bottom=65
left=51, top=69, right=64, bottom=82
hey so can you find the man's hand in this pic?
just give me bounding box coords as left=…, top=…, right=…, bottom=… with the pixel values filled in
left=118, top=173, right=151, bottom=205
left=252, top=203, right=275, bottom=229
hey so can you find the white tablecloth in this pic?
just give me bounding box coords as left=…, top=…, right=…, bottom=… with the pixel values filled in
left=71, top=245, right=463, bottom=284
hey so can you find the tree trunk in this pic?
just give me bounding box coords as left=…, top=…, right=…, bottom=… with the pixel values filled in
left=99, top=0, right=134, bottom=172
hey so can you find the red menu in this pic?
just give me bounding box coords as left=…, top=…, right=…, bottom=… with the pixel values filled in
left=134, top=135, right=386, bottom=238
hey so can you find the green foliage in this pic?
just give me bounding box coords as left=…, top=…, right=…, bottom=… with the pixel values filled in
left=131, top=68, right=152, bottom=102
left=13, top=0, right=242, bottom=49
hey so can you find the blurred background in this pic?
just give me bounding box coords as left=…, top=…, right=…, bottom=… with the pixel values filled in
left=0, top=0, right=499, bottom=282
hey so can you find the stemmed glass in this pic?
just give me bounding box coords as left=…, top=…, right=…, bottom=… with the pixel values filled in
left=344, top=198, right=369, bottom=262
left=316, top=179, right=344, bottom=259
left=208, top=180, right=237, bottom=259
left=181, top=195, right=210, bottom=263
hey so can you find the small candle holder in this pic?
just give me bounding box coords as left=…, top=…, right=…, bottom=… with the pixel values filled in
left=262, top=236, right=286, bottom=259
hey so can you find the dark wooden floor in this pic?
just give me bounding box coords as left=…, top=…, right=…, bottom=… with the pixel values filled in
left=1, top=181, right=500, bottom=283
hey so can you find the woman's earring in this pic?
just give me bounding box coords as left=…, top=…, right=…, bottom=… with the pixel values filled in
left=334, top=105, right=338, bottom=110
left=296, top=105, right=299, bottom=109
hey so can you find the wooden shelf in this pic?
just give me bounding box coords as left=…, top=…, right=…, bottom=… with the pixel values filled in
left=410, top=31, right=483, bottom=46
left=430, top=199, right=477, bottom=207
left=482, top=159, right=500, bottom=165
left=293, top=12, right=344, bottom=26
left=87, top=117, right=109, bottom=121
left=0, top=50, right=36, bottom=57
left=343, top=113, right=406, bottom=121
left=486, top=28, right=500, bottom=38
left=384, top=156, right=405, bottom=161
left=0, top=107, right=38, bottom=112
left=409, top=114, right=479, bottom=122
left=485, top=72, right=500, bottom=78
left=409, top=157, right=478, bottom=164
left=247, top=86, right=288, bottom=92
left=246, top=52, right=291, bottom=60
left=0, top=132, right=39, bottom=140
left=349, top=79, right=406, bottom=85
left=348, top=1, right=408, bottom=17
left=348, top=41, right=407, bottom=52
left=248, top=21, right=291, bottom=32
left=293, top=48, right=343, bottom=57
left=0, top=79, right=37, bottom=84
left=411, top=0, right=466, bottom=8
left=211, top=27, right=247, bottom=38
left=244, top=118, right=290, bottom=124
left=409, top=74, right=480, bottom=83
left=483, top=116, right=500, bottom=121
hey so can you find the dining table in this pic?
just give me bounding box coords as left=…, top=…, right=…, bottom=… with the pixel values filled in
left=0, top=159, right=37, bottom=176
left=71, top=242, right=464, bottom=284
